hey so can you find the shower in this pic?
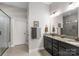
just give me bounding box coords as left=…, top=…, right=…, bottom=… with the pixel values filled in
left=0, top=9, right=11, bottom=55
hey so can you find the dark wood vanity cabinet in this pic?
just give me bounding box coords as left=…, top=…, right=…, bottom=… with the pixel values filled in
left=44, top=36, right=79, bottom=56
left=44, top=36, right=53, bottom=55
left=44, top=36, right=59, bottom=56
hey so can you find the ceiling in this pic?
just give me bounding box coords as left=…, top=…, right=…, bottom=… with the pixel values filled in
left=1, top=2, right=75, bottom=13
left=2, top=2, right=28, bottom=9
left=42, top=2, right=52, bottom=5
left=49, top=2, right=76, bottom=15
left=2, top=2, right=53, bottom=9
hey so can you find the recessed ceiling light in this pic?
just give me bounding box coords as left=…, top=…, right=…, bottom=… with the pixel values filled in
left=69, top=2, right=73, bottom=5
left=52, top=11, right=57, bottom=14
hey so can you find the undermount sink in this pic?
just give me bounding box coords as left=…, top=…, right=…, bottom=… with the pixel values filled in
left=50, top=34, right=66, bottom=38
left=63, top=37, right=79, bottom=42
left=60, top=35, right=65, bottom=38
left=50, top=34, right=58, bottom=36
left=75, top=38, right=79, bottom=41
left=65, top=39, right=75, bottom=42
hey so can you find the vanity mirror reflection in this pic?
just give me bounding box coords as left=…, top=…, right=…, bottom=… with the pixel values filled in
left=62, top=8, right=78, bottom=39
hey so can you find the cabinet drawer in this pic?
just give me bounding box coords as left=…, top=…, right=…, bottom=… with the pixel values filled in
left=53, top=47, right=59, bottom=56
left=59, top=41, right=67, bottom=48
left=53, top=47, right=58, bottom=51
left=76, top=48, right=79, bottom=55
left=44, top=36, right=53, bottom=42
left=53, top=39, right=59, bottom=44
left=59, top=47, right=66, bottom=56
left=59, top=46, right=65, bottom=51
left=53, top=43, right=58, bottom=48
left=46, top=48, right=53, bottom=55
left=59, top=41, right=75, bottom=48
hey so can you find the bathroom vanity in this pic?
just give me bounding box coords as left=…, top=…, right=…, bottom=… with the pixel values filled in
left=44, top=35, right=79, bottom=56
left=43, top=7, right=79, bottom=56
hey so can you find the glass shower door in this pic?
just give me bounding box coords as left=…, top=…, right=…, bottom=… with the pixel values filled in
left=0, top=9, right=10, bottom=55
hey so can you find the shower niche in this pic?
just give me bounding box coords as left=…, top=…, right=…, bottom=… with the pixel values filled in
left=62, top=8, right=78, bottom=38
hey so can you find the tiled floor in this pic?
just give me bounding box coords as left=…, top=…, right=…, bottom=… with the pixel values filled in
left=29, top=49, right=51, bottom=56
left=3, top=44, right=29, bottom=56
left=3, top=44, right=51, bottom=56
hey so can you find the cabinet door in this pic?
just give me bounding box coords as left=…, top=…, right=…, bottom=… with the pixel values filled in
left=59, top=46, right=66, bottom=56
left=44, top=36, right=53, bottom=55
left=52, top=39, right=59, bottom=56
left=76, top=47, right=79, bottom=55
left=59, top=41, right=77, bottom=56
left=66, top=45, right=77, bottom=56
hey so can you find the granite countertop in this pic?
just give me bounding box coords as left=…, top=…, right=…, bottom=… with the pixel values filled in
left=45, top=34, right=79, bottom=47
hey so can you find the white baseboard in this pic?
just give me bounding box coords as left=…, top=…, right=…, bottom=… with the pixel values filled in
left=10, top=43, right=28, bottom=47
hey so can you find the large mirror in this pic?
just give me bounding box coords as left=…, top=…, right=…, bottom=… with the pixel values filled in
left=62, top=8, right=78, bottom=39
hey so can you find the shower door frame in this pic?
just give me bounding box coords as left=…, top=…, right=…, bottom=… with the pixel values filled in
left=0, top=9, right=11, bottom=56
